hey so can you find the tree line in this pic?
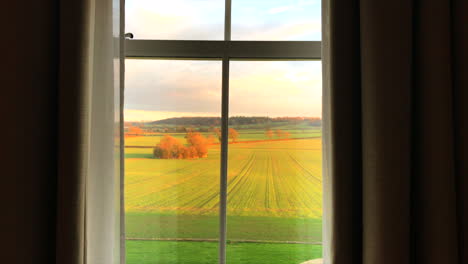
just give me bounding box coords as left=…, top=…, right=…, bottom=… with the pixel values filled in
left=153, top=128, right=240, bottom=159
left=265, top=129, right=291, bottom=139
left=149, top=116, right=321, bottom=127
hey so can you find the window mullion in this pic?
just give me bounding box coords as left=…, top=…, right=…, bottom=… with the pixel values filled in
left=219, top=58, right=229, bottom=264
left=219, top=1, right=232, bottom=264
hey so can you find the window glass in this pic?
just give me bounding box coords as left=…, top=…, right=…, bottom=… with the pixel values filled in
left=227, top=61, right=323, bottom=264
left=126, top=0, right=224, bottom=40
left=232, top=0, right=321, bottom=40
left=125, top=59, right=222, bottom=264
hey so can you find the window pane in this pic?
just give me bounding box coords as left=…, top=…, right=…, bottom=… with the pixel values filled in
left=232, top=0, right=321, bottom=40
left=125, top=60, right=222, bottom=264
left=227, top=61, right=323, bottom=264
left=126, top=0, right=224, bottom=40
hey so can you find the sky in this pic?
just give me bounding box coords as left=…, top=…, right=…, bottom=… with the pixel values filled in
left=124, top=0, right=322, bottom=122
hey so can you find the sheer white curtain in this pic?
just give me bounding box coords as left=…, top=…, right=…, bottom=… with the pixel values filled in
left=86, top=0, right=123, bottom=263
left=56, top=0, right=123, bottom=263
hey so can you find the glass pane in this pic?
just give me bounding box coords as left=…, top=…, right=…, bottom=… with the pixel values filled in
left=126, top=0, right=224, bottom=40
left=125, top=60, right=222, bottom=264
left=227, top=61, right=323, bottom=264
left=232, top=0, right=321, bottom=40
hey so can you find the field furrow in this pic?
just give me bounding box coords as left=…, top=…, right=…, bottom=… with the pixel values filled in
left=125, top=138, right=323, bottom=218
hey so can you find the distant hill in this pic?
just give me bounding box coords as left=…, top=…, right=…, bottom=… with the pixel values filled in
left=149, top=117, right=221, bottom=126
left=147, top=116, right=321, bottom=127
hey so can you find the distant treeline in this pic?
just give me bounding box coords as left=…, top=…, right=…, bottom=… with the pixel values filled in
left=147, top=116, right=322, bottom=127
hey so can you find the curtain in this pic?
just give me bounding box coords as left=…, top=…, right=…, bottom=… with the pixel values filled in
left=2, top=1, right=59, bottom=263
left=322, top=0, right=468, bottom=263
left=56, top=0, right=122, bottom=263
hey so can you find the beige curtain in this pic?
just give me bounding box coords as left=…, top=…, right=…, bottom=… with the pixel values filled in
left=56, top=0, right=122, bottom=263
left=322, top=0, right=468, bottom=263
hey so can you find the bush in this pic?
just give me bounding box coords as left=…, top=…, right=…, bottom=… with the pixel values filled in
left=153, top=133, right=212, bottom=159
left=153, top=135, right=185, bottom=159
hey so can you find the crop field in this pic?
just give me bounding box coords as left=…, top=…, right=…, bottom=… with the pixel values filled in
left=125, top=129, right=323, bottom=263
left=126, top=241, right=322, bottom=264
left=124, top=128, right=321, bottom=146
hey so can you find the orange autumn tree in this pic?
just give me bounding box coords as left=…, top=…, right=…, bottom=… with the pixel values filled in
left=229, top=128, right=239, bottom=142
left=128, top=126, right=143, bottom=136
left=153, top=132, right=212, bottom=159
left=185, top=132, right=211, bottom=158
left=213, top=127, right=221, bottom=142
left=275, top=129, right=282, bottom=138
left=213, top=128, right=240, bottom=143
left=265, top=129, right=274, bottom=139
left=274, top=129, right=291, bottom=139
left=153, top=135, right=185, bottom=159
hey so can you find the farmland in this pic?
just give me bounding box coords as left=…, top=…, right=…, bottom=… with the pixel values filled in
left=125, top=126, right=323, bottom=264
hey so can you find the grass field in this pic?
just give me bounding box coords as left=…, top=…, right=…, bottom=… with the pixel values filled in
left=125, top=129, right=322, bottom=263
left=127, top=241, right=322, bottom=264
left=126, top=213, right=322, bottom=242
left=124, top=128, right=321, bottom=146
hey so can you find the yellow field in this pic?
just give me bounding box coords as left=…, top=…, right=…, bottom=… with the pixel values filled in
left=125, top=137, right=322, bottom=218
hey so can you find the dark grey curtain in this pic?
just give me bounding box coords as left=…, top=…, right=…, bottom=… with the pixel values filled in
left=1, top=1, right=59, bottom=263
left=56, top=0, right=123, bottom=263
left=56, top=1, right=90, bottom=263
left=323, top=0, right=468, bottom=263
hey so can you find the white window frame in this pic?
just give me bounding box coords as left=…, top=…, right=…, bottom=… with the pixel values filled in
left=124, top=1, right=322, bottom=263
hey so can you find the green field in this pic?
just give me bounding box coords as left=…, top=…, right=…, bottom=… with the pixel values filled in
left=124, top=128, right=321, bottom=146
left=125, top=129, right=323, bottom=263
left=127, top=241, right=322, bottom=264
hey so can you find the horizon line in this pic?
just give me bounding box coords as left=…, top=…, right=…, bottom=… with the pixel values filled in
left=125, top=115, right=322, bottom=123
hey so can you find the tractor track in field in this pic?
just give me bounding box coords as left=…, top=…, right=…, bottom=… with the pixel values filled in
left=128, top=165, right=216, bottom=207
left=226, top=153, right=256, bottom=202
left=288, top=153, right=322, bottom=185
left=126, top=163, right=200, bottom=185
left=126, top=136, right=323, bottom=217
left=148, top=167, right=217, bottom=208
left=286, top=154, right=322, bottom=213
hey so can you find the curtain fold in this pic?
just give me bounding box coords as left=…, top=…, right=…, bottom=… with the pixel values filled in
left=56, top=0, right=93, bottom=263
left=56, top=0, right=122, bottom=263
left=323, top=0, right=468, bottom=263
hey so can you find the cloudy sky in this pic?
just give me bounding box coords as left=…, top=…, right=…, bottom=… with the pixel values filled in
left=125, top=0, right=322, bottom=121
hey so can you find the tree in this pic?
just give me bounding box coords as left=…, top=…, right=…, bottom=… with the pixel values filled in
left=128, top=126, right=143, bottom=136
left=265, top=129, right=274, bottom=139
left=229, top=128, right=239, bottom=142
left=275, top=129, right=283, bottom=138
left=154, top=132, right=213, bottom=159
left=185, top=132, right=210, bottom=158
left=153, top=135, right=185, bottom=159
left=207, top=134, right=216, bottom=144
left=213, top=127, right=222, bottom=142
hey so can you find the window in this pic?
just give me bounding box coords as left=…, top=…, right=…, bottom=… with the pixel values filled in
left=124, top=1, right=322, bottom=264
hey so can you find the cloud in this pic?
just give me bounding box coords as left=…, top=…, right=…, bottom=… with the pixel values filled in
left=229, top=61, right=322, bottom=117
left=267, top=5, right=296, bottom=15
left=126, top=0, right=224, bottom=40
left=124, top=0, right=323, bottom=121
left=127, top=0, right=322, bottom=41
left=267, top=0, right=321, bottom=15
left=233, top=19, right=321, bottom=40
left=124, top=110, right=219, bottom=122
left=232, top=0, right=321, bottom=40
left=125, top=59, right=222, bottom=114
left=124, top=60, right=322, bottom=121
